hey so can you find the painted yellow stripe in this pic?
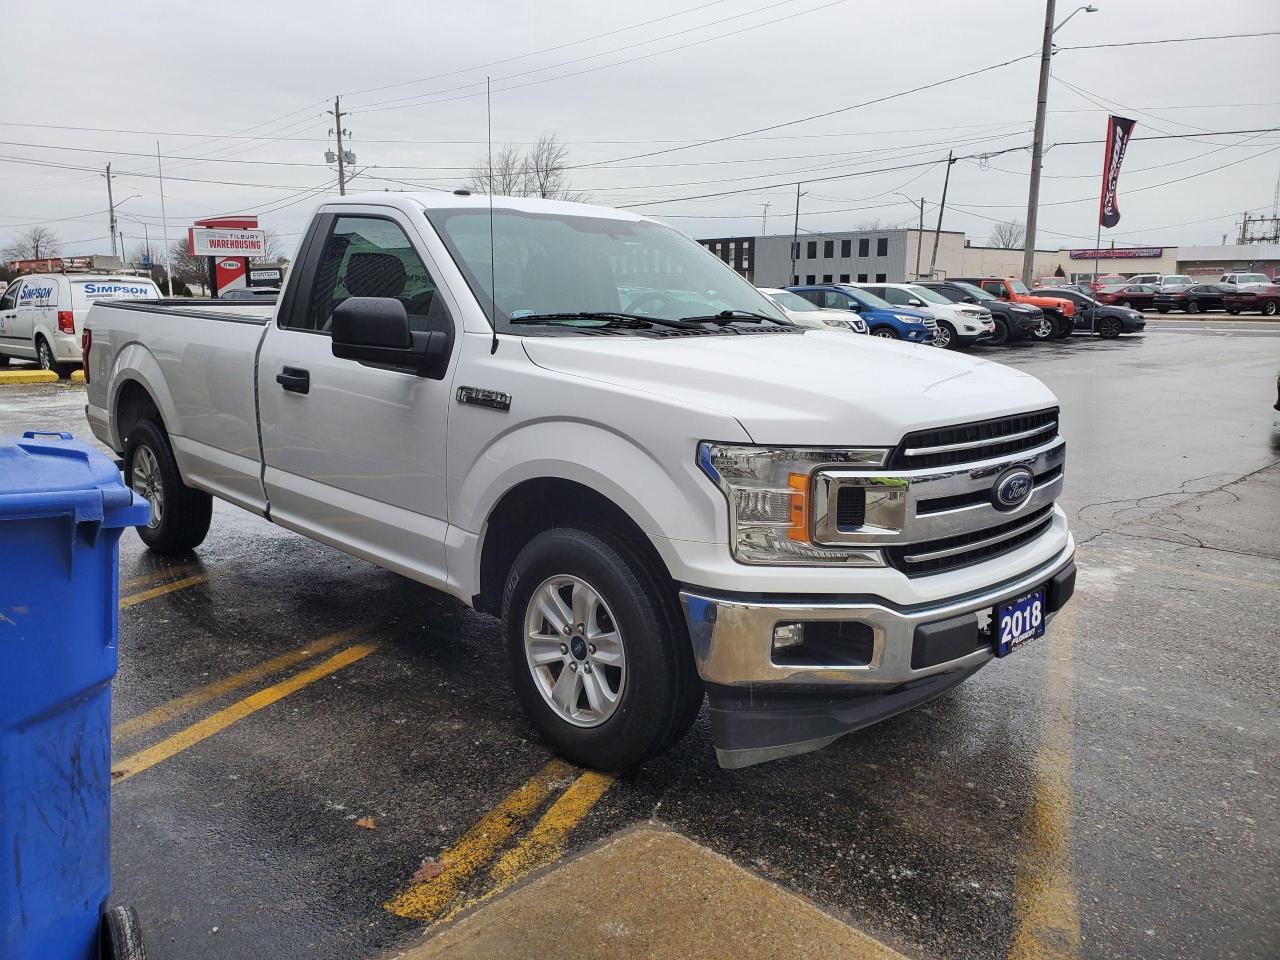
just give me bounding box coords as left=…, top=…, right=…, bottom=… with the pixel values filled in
left=384, top=759, right=575, bottom=921
left=119, top=572, right=209, bottom=609
left=120, top=563, right=200, bottom=592
left=112, top=628, right=357, bottom=744
left=1008, top=603, right=1081, bottom=960
left=482, top=770, right=615, bottom=895
left=111, top=641, right=377, bottom=784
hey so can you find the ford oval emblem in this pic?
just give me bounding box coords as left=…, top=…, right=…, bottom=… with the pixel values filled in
left=992, top=467, right=1035, bottom=510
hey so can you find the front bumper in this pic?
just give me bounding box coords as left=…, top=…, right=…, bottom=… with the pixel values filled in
left=679, top=545, right=1076, bottom=767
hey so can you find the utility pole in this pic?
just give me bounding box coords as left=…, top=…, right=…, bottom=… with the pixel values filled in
left=105, top=163, right=118, bottom=258
left=328, top=96, right=350, bottom=195
left=761, top=201, right=771, bottom=235
left=929, top=152, right=955, bottom=279
left=157, top=142, right=175, bottom=296
left=1239, top=211, right=1249, bottom=244
left=790, top=183, right=803, bottom=284
left=915, top=198, right=924, bottom=279
left=1022, top=0, right=1056, bottom=286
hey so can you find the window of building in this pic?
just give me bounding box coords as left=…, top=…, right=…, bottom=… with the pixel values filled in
left=838, top=273, right=850, bottom=282
left=806, top=241, right=817, bottom=259
left=858, top=238, right=869, bottom=258
left=840, top=239, right=851, bottom=258
left=792, top=275, right=799, bottom=285
left=822, top=274, right=832, bottom=283
left=823, top=240, right=834, bottom=258
left=876, top=238, right=888, bottom=257
left=875, top=273, right=887, bottom=282
left=857, top=273, right=868, bottom=283
left=805, top=274, right=816, bottom=284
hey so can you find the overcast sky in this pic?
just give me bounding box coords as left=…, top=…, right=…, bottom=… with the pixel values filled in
left=2, top=0, right=1278, bottom=260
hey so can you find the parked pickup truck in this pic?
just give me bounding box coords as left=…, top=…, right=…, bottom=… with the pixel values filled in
left=84, top=193, right=1076, bottom=770
left=950, top=277, right=1076, bottom=340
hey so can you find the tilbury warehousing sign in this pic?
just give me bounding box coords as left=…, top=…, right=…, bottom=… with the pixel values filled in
left=188, top=227, right=266, bottom=257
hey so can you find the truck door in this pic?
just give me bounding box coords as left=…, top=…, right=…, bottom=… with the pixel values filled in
left=256, top=208, right=459, bottom=589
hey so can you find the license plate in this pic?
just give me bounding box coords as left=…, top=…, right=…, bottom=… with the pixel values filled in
left=994, top=588, right=1046, bottom=657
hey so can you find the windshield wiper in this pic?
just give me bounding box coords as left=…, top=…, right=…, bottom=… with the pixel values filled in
left=507, top=311, right=704, bottom=330
left=677, top=309, right=789, bottom=326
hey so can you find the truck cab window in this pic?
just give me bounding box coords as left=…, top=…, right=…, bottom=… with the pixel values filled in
left=301, top=216, right=450, bottom=336
left=0, top=283, right=19, bottom=311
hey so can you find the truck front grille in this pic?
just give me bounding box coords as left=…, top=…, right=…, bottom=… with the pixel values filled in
left=889, top=408, right=1059, bottom=469
left=886, top=505, right=1055, bottom=577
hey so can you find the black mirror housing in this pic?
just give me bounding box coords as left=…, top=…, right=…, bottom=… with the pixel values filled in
left=331, top=297, right=448, bottom=377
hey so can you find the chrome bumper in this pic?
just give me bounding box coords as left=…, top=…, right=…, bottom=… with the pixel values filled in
left=679, top=542, right=1076, bottom=689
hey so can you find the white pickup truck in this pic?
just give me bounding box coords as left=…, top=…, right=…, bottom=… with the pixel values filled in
left=85, top=192, right=1075, bottom=769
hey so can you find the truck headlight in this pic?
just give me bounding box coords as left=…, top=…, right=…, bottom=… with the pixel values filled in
left=697, top=443, right=888, bottom=565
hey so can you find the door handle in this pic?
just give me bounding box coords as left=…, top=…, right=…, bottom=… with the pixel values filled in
left=276, top=367, right=310, bottom=394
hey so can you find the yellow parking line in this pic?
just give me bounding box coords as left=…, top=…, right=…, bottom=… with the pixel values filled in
left=120, top=563, right=200, bottom=592
left=112, top=628, right=357, bottom=744
left=384, top=759, right=575, bottom=922
left=111, top=641, right=378, bottom=784
left=119, top=572, right=209, bottom=609
left=483, top=770, right=615, bottom=893
left=1008, top=604, right=1081, bottom=960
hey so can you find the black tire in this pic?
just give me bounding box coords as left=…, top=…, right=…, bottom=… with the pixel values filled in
left=0, top=353, right=9, bottom=367
left=1186, top=300, right=1200, bottom=314
left=101, top=905, right=147, bottom=960
left=1157, top=307, right=1169, bottom=314
left=1098, top=316, right=1123, bottom=338
left=1227, top=308, right=1241, bottom=315
left=124, top=419, right=212, bottom=554
left=1029, top=316, right=1054, bottom=341
left=35, top=337, right=73, bottom=378
left=987, top=318, right=1011, bottom=346
left=870, top=326, right=898, bottom=339
left=502, top=526, right=703, bottom=770
left=1264, top=300, right=1278, bottom=317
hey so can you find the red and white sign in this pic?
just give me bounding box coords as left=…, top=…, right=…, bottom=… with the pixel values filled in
left=189, top=227, right=266, bottom=257
left=213, top=257, right=248, bottom=292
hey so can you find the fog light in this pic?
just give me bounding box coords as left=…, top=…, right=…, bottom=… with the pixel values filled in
left=772, top=622, right=805, bottom=651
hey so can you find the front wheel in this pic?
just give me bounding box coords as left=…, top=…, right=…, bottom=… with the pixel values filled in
left=1098, top=316, right=1123, bottom=338
left=125, top=419, right=213, bottom=554
left=1227, top=308, right=1241, bottom=315
left=986, top=318, right=1011, bottom=346
left=35, top=337, right=73, bottom=378
left=1029, top=317, right=1054, bottom=341
left=930, top=323, right=955, bottom=349
left=1186, top=300, right=1201, bottom=313
left=503, top=527, right=703, bottom=770
left=870, top=327, right=898, bottom=339
left=1264, top=300, right=1278, bottom=317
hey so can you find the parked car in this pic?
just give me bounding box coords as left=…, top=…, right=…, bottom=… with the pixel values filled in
left=1030, top=288, right=1146, bottom=338
left=1081, top=274, right=1126, bottom=291
left=1218, top=272, right=1272, bottom=290
left=758, top=287, right=868, bottom=334
left=1222, top=284, right=1280, bottom=316
left=855, top=282, right=994, bottom=350
left=786, top=284, right=936, bottom=342
left=83, top=192, right=1076, bottom=770
left=220, top=286, right=281, bottom=301
left=918, top=280, right=1047, bottom=345
left=1095, top=283, right=1158, bottom=311
left=1153, top=284, right=1229, bottom=313
left=949, top=277, right=1075, bottom=340
left=0, top=273, right=159, bottom=375
left=1128, top=273, right=1195, bottom=292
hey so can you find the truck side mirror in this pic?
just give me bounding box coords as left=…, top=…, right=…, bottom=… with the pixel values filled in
left=331, top=297, right=447, bottom=377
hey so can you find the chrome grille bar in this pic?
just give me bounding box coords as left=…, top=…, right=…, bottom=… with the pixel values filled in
left=904, top=421, right=1057, bottom=458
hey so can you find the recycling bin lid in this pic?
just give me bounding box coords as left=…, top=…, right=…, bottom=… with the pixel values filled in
left=0, top=431, right=150, bottom=529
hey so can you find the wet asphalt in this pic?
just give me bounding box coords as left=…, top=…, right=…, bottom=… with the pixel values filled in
left=1, top=320, right=1277, bottom=960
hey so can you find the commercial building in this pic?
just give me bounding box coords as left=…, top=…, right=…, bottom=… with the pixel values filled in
left=697, top=229, right=1275, bottom=286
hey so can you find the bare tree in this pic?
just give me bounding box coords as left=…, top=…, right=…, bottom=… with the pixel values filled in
left=854, top=218, right=885, bottom=231
left=989, top=220, right=1027, bottom=249
left=168, top=240, right=210, bottom=294
left=467, top=133, right=586, bottom=200
left=251, top=228, right=285, bottom=264
left=4, top=225, right=61, bottom=261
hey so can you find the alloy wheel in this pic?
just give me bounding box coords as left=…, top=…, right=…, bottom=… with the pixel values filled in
left=37, top=341, right=54, bottom=370
left=931, top=324, right=952, bottom=349
left=523, top=574, right=626, bottom=728
left=130, top=445, right=164, bottom=529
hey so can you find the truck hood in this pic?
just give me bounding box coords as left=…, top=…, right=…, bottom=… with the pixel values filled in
left=522, top=330, right=1058, bottom=446
left=1023, top=294, right=1075, bottom=315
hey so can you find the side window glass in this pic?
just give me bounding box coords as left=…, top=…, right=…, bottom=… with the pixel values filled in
left=0, top=283, right=20, bottom=311
left=300, top=216, right=449, bottom=335
left=982, top=281, right=1002, bottom=296
left=884, top=288, right=908, bottom=305
left=821, top=291, right=847, bottom=310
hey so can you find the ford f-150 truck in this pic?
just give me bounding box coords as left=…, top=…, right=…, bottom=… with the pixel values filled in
left=84, top=193, right=1076, bottom=770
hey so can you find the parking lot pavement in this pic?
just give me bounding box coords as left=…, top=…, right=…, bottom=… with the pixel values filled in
left=1, top=322, right=1276, bottom=960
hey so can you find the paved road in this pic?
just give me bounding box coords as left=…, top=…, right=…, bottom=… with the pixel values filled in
left=1, top=323, right=1276, bottom=960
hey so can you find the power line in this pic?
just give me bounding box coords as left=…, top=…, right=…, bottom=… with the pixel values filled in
left=1058, top=30, right=1280, bottom=51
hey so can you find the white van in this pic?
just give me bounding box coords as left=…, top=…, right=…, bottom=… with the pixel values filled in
left=0, top=274, right=159, bottom=375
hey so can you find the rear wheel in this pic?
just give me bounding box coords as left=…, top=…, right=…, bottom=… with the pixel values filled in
left=503, top=527, right=703, bottom=770
left=1122, top=300, right=1134, bottom=309
left=1264, top=300, right=1278, bottom=317
left=124, top=419, right=212, bottom=554
left=870, top=327, right=898, bottom=339
left=35, top=337, right=73, bottom=378
left=1186, top=300, right=1201, bottom=314
left=1029, top=317, right=1054, bottom=341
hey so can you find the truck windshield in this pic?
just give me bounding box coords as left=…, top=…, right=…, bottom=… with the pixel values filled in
left=1008, top=279, right=1031, bottom=295
left=765, top=289, right=820, bottom=311
left=425, top=207, right=787, bottom=332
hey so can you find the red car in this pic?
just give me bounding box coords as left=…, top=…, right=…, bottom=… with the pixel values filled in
left=1096, top=283, right=1158, bottom=311
left=1223, top=285, right=1280, bottom=317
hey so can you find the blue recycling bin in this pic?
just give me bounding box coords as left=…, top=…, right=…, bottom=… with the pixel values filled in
left=0, top=432, right=150, bottom=960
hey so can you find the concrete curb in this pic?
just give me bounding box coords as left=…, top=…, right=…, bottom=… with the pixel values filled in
left=0, top=369, right=59, bottom=385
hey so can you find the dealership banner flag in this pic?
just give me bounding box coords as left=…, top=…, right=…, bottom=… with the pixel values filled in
left=1098, top=115, right=1136, bottom=228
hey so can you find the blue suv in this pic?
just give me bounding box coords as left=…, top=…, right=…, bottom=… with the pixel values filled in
left=787, top=284, right=936, bottom=342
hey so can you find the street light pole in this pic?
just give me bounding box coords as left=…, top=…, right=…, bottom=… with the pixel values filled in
left=895, top=192, right=925, bottom=279
left=1022, top=3, right=1099, bottom=285
left=790, top=183, right=804, bottom=285
left=104, top=164, right=118, bottom=259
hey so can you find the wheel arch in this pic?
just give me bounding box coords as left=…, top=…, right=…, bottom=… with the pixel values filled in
left=107, top=344, right=181, bottom=452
